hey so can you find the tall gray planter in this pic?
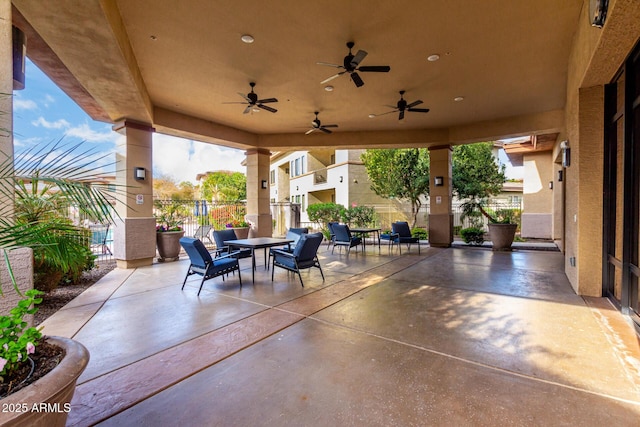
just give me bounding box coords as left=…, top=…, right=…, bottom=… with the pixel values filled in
left=488, top=223, right=517, bottom=251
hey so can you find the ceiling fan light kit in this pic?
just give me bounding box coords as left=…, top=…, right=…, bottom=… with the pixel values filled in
left=372, top=90, right=430, bottom=120
left=223, top=82, right=278, bottom=114
left=305, top=111, right=338, bottom=135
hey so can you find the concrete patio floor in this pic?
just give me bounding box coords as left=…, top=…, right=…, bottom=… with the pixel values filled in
left=38, top=244, right=640, bottom=426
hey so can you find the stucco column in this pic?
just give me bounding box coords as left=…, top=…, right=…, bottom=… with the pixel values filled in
left=112, top=120, right=156, bottom=268
left=428, top=146, right=453, bottom=247
left=245, top=148, right=272, bottom=237
left=0, top=0, right=14, bottom=218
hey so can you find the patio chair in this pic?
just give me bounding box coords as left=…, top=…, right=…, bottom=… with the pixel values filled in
left=332, top=223, right=362, bottom=254
left=391, top=221, right=420, bottom=254
left=326, top=222, right=339, bottom=251
left=179, top=237, right=242, bottom=295
left=212, top=229, right=251, bottom=259
left=271, top=232, right=324, bottom=287
left=267, top=227, right=309, bottom=269
left=193, top=224, right=213, bottom=245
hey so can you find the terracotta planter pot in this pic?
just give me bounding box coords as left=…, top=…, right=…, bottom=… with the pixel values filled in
left=156, top=230, right=185, bottom=262
left=229, top=227, right=249, bottom=239
left=1, top=336, right=89, bottom=427
left=488, top=223, right=517, bottom=251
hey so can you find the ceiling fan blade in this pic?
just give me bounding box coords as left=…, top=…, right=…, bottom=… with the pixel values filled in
left=321, top=72, right=344, bottom=85
left=351, top=72, right=364, bottom=87
left=222, top=101, right=249, bottom=104
left=357, top=65, right=390, bottom=72
left=319, top=127, right=332, bottom=134
left=350, top=50, right=368, bottom=67
left=406, top=100, right=423, bottom=109
left=243, top=105, right=252, bottom=114
left=317, top=62, right=343, bottom=68
left=408, top=108, right=430, bottom=113
left=257, top=98, right=278, bottom=104
left=238, top=92, right=252, bottom=102
left=323, top=124, right=338, bottom=128
left=399, top=110, right=405, bottom=121
left=305, top=128, right=316, bottom=135
left=372, top=110, right=398, bottom=117
left=257, top=103, right=277, bottom=113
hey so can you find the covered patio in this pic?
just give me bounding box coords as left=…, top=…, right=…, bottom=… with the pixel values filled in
left=40, top=246, right=640, bottom=425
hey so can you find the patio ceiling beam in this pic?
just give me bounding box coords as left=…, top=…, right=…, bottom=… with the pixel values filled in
left=13, top=0, right=153, bottom=124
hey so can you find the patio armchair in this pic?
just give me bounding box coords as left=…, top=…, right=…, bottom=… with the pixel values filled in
left=212, top=229, right=252, bottom=259
left=193, top=224, right=214, bottom=245
left=391, top=221, right=420, bottom=254
left=267, top=227, right=309, bottom=269
left=331, top=223, right=362, bottom=254
left=271, top=232, right=324, bottom=287
left=179, top=237, right=242, bottom=295
left=326, top=221, right=339, bottom=251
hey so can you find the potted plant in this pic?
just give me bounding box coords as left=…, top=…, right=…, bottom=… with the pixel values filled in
left=0, top=137, right=116, bottom=425
left=461, top=201, right=517, bottom=251
left=154, top=199, right=187, bottom=261
left=225, top=219, right=250, bottom=239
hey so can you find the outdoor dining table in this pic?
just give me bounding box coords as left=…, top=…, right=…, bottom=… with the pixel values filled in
left=225, top=237, right=294, bottom=283
left=349, top=227, right=381, bottom=251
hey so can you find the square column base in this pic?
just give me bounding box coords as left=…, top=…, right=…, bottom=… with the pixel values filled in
left=428, top=214, right=453, bottom=248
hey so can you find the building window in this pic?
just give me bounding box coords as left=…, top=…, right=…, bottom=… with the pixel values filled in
left=290, top=155, right=307, bottom=178
left=270, top=170, right=275, bottom=184
left=330, top=154, right=335, bottom=165
left=301, top=194, right=305, bottom=211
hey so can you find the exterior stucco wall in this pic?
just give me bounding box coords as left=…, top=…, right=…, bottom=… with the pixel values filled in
left=561, top=0, right=640, bottom=296
left=521, top=151, right=553, bottom=238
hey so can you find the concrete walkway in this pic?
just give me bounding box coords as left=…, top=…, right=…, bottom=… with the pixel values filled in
left=39, top=244, right=640, bottom=426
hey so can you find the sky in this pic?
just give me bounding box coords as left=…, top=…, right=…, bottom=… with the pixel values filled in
left=12, top=59, right=246, bottom=184
left=12, top=59, right=521, bottom=182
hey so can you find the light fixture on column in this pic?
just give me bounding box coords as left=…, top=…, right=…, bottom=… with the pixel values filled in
left=134, top=167, right=146, bottom=181
left=558, top=170, right=563, bottom=182
left=13, top=26, right=26, bottom=90
left=560, top=140, right=570, bottom=167
left=339, top=176, right=343, bottom=183
left=589, top=0, right=608, bottom=28
left=434, top=176, right=444, bottom=186
left=261, top=180, right=268, bottom=189
left=549, top=181, right=553, bottom=190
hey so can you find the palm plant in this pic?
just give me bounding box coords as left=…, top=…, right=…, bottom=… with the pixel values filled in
left=0, top=139, right=120, bottom=294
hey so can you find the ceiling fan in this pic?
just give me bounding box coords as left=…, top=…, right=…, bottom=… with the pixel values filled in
left=318, top=41, right=390, bottom=88
left=305, top=112, right=338, bottom=134
left=372, top=90, right=430, bottom=120
left=222, top=82, right=278, bottom=114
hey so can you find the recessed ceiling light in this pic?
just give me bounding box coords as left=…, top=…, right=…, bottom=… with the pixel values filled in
left=324, top=85, right=334, bottom=92
left=427, top=54, right=440, bottom=62
left=454, top=96, right=464, bottom=102
left=241, top=34, right=254, bottom=44
left=368, top=114, right=376, bottom=118
left=150, top=35, right=157, bottom=41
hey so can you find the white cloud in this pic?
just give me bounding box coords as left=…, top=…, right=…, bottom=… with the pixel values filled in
left=31, top=116, right=70, bottom=129
left=152, top=134, right=245, bottom=184
left=14, top=98, right=38, bottom=111
left=65, top=123, right=119, bottom=144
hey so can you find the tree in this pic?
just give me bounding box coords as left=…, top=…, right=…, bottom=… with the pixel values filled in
left=361, top=148, right=429, bottom=227
left=452, top=142, right=507, bottom=222
left=153, top=176, right=195, bottom=200
left=200, top=171, right=246, bottom=202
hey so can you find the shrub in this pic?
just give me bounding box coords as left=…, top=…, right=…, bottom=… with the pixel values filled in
left=460, top=227, right=485, bottom=245
left=307, top=203, right=345, bottom=227
left=343, top=205, right=377, bottom=227
left=411, top=227, right=428, bottom=240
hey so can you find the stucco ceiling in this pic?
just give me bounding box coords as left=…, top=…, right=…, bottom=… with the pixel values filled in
left=12, top=0, right=583, bottom=148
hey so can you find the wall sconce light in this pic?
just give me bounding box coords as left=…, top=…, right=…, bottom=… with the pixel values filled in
left=261, top=180, right=268, bottom=189
left=296, top=186, right=299, bottom=191
left=353, top=179, right=358, bottom=184
left=434, top=176, right=444, bottom=186
left=134, top=167, right=146, bottom=181
left=560, top=140, right=570, bottom=167
left=558, top=170, right=563, bottom=182
left=589, top=0, right=609, bottom=28
left=549, top=181, right=553, bottom=190
left=339, top=176, right=343, bottom=183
